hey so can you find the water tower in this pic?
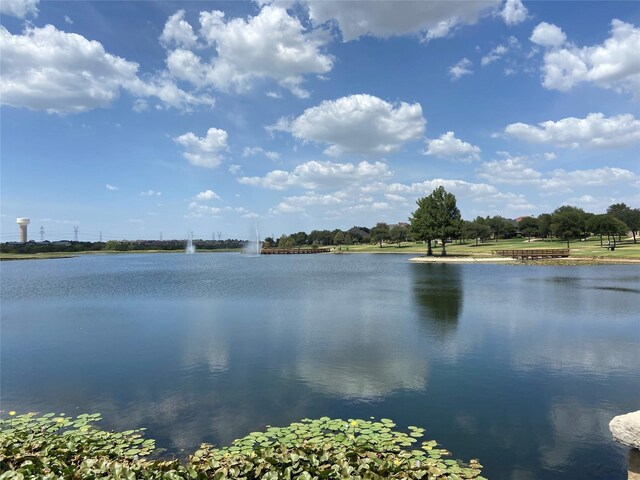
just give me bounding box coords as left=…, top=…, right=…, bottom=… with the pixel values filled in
left=16, top=218, right=30, bottom=243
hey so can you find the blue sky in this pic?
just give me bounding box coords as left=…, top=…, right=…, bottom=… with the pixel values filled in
left=1, top=0, right=639, bottom=241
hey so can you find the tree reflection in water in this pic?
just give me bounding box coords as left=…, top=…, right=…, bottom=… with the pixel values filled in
left=411, top=263, right=463, bottom=337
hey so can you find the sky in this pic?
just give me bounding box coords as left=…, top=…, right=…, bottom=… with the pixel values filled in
left=1, top=0, right=639, bottom=242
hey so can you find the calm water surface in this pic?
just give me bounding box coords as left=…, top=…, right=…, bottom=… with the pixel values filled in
left=1, top=253, right=639, bottom=479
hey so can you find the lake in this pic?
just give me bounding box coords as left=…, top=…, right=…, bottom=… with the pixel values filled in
left=1, top=253, right=639, bottom=479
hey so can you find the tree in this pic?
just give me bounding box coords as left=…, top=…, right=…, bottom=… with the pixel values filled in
left=410, top=186, right=461, bottom=256
left=550, top=206, right=588, bottom=246
left=518, top=216, right=539, bottom=242
left=607, top=203, right=640, bottom=243
left=537, top=214, right=552, bottom=238
left=333, top=231, right=346, bottom=250
left=277, top=234, right=295, bottom=249
left=370, top=223, right=390, bottom=247
left=462, top=221, right=491, bottom=246
left=389, top=224, right=408, bottom=247
left=263, top=236, right=275, bottom=248
left=487, top=216, right=515, bottom=240
left=586, top=214, right=628, bottom=246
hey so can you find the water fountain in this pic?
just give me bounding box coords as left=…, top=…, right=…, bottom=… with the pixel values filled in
left=185, top=231, right=195, bottom=254
left=242, top=224, right=261, bottom=256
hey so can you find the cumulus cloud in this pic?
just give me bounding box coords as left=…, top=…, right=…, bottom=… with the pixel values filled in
left=194, top=189, right=221, bottom=201
left=538, top=19, right=640, bottom=98
left=187, top=202, right=256, bottom=218
left=481, top=45, right=508, bottom=66
left=0, top=0, right=38, bottom=18
left=174, top=128, right=229, bottom=168
left=140, top=190, right=162, bottom=196
left=530, top=22, right=566, bottom=48
left=238, top=160, right=391, bottom=190
left=424, top=132, right=481, bottom=162
left=0, top=24, right=213, bottom=114
left=271, top=192, right=347, bottom=214
left=500, top=0, right=528, bottom=26
left=449, top=58, right=473, bottom=80
left=160, top=10, right=198, bottom=48
left=505, top=112, right=640, bottom=149
left=477, top=156, right=543, bottom=184
left=162, top=5, right=333, bottom=98
left=243, top=147, right=280, bottom=161
left=298, top=0, right=500, bottom=41
left=106, top=184, right=119, bottom=191
left=271, top=94, right=425, bottom=156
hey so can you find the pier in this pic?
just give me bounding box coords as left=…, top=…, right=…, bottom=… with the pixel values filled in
left=261, top=247, right=332, bottom=255
left=491, top=248, right=570, bottom=260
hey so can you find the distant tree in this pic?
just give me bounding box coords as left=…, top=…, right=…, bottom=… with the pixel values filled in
left=607, top=203, right=640, bottom=243
left=518, top=216, right=539, bottom=242
left=389, top=224, right=408, bottom=247
left=462, top=221, right=492, bottom=245
left=410, top=186, right=461, bottom=256
left=487, top=216, right=515, bottom=240
left=333, top=231, right=346, bottom=250
left=370, top=223, right=390, bottom=247
left=277, top=234, right=295, bottom=249
left=587, top=214, right=629, bottom=246
left=550, top=206, right=588, bottom=246
left=537, top=213, right=552, bottom=238
left=263, top=236, right=275, bottom=248
left=292, top=231, right=308, bottom=246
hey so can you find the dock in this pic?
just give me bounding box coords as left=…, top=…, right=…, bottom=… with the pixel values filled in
left=492, top=248, right=570, bottom=260
left=261, top=247, right=332, bottom=255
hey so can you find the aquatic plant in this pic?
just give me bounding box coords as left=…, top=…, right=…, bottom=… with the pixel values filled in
left=1, top=413, right=485, bottom=479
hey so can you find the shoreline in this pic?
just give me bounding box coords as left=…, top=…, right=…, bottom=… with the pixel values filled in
left=408, top=255, right=640, bottom=265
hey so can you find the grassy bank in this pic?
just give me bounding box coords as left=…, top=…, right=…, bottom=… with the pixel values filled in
left=0, top=249, right=243, bottom=261
left=337, top=237, right=640, bottom=260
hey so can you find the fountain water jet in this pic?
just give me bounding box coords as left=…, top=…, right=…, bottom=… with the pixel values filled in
left=242, top=223, right=261, bottom=256
left=186, top=231, right=195, bottom=254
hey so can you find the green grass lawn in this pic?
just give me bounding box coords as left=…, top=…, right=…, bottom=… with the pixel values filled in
left=338, top=237, right=640, bottom=259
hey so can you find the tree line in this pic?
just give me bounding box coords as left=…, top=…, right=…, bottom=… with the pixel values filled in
left=0, top=239, right=247, bottom=254
left=268, top=187, right=640, bottom=256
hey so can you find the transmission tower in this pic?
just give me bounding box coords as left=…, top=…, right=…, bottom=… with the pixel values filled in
left=73, top=225, right=78, bottom=242
left=160, top=232, right=163, bottom=241
left=99, top=231, right=103, bottom=242
left=40, top=226, right=45, bottom=242
left=217, top=231, right=222, bottom=241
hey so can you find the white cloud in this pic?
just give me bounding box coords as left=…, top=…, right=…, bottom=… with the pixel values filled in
left=539, top=19, right=640, bottom=98
left=477, top=156, right=543, bottom=184
left=481, top=45, right=508, bottom=66
left=228, top=164, right=243, bottom=175
left=299, top=0, right=500, bottom=41
left=106, top=184, right=119, bottom=191
left=500, top=0, right=528, bottom=26
left=164, top=5, right=333, bottom=98
left=272, top=94, right=425, bottom=156
left=0, top=0, right=38, bottom=18
left=530, top=22, right=566, bottom=48
left=141, top=190, right=162, bottom=196
left=160, top=10, right=198, bottom=48
left=243, top=147, right=280, bottom=161
left=132, top=99, right=149, bottom=112
left=449, top=58, right=473, bottom=80
left=424, top=132, right=481, bottom=162
left=271, top=191, right=347, bottom=214
left=174, top=128, right=229, bottom=168
left=505, top=113, right=640, bottom=149
left=0, top=24, right=212, bottom=114
left=238, top=160, right=391, bottom=190
left=542, top=167, right=638, bottom=191
left=187, top=202, right=256, bottom=218
left=64, top=15, right=73, bottom=24
left=195, top=189, right=221, bottom=201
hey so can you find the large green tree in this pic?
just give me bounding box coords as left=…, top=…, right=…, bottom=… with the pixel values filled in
left=607, top=203, right=640, bottom=243
left=462, top=221, right=491, bottom=246
left=518, top=216, right=539, bottom=242
left=586, top=214, right=628, bottom=246
left=410, top=186, right=462, bottom=256
left=389, top=224, right=408, bottom=247
left=370, top=222, right=390, bottom=247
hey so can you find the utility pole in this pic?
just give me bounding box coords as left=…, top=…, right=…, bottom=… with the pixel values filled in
left=40, top=226, right=45, bottom=242
left=73, top=225, right=78, bottom=242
